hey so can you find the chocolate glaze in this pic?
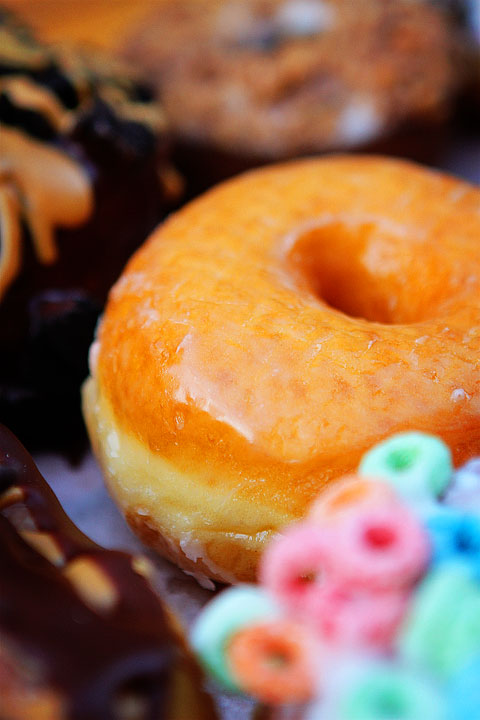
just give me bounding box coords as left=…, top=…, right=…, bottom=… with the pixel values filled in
left=0, top=424, right=174, bottom=720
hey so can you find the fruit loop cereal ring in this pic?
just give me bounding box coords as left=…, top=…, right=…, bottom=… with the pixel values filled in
left=359, top=432, right=452, bottom=502
left=328, top=504, right=430, bottom=591
left=448, top=656, right=480, bottom=720
left=339, top=665, right=444, bottom=720
left=190, top=585, right=280, bottom=690
left=308, top=474, right=398, bottom=524
left=398, top=564, right=480, bottom=679
left=446, top=458, right=480, bottom=512
left=426, top=510, right=480, bottom=579
left=307, top=583, right=408, bottom=649
left=259, top=524, right=331, bottom=613
left=227, top=620, right=315, bottom=704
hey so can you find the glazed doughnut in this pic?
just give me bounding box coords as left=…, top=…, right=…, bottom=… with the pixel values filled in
left=83, top=156, right=480, bottom=584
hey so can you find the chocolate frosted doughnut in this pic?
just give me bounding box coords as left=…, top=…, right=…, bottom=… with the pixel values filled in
left=0, top=10, right=180, bottom=451
left=0, top=423, right=216, bottom=720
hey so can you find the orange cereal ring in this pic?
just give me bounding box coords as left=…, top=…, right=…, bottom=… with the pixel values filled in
left=227, top=620, right=315, bottom=705
left=308, top=474, right=398, bottom=523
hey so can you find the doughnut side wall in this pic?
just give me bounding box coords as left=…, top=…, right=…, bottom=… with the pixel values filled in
left=84, top=156, right=480, bottom=582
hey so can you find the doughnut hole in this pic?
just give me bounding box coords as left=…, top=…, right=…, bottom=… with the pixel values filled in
left=286, top=220, right=461, bottom=324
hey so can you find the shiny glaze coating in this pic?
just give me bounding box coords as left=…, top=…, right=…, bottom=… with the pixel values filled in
left=89, top=156, right=480, bottom=581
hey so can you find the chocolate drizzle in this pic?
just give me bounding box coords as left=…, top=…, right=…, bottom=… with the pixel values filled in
left=0, top=424, right=174, bottom=720
left=0, top=91, right=57, bottom=139
left=0, top=10, right=179, bottom=453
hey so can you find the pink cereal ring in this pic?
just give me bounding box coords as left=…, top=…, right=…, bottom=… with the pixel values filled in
left=329, top=504, right=430, bottom=591
left=259, top=524, right=332, bottom=613
left=227, top=620, right=316, bottom=704
left=307, top=583, right=409, bottom=649
left=308, top=474, right=398, bottom=524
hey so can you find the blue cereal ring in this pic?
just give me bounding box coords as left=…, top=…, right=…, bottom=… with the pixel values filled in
left=426, top=510, right=480, bottom=579
left=448, top=655, right=480, bottom=720
left=398, top=564, right=480, bottom=679
left=340, top=665, right=445, bottom=720
left=359, top=432, right=452, bottom=502
left=190, top=584, right=280, bottom=691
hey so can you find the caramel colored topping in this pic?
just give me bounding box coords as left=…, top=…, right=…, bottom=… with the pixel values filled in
left=20, top=530, right=65, bottom=567
left=0, top=25, right=45, bottom=68
left=0, top=182, right=22, bottom=301
left=0, top=76, right=71, bottom=132
left=98, top=83, right=167, bottom=132
left=0, top=423, right=175, bottom=720
left=0, top=484, right=25, bottom=510
left=0, top=686, right=65, bottom=720
left=0, top=125, right=93, bottom=265
left=64, top=556, right=118, bottom=613
left=0, top=9, right=170, bottom=309
left=131, top=555, right=156, bottom=581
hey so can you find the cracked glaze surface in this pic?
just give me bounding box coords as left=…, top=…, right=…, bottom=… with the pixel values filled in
left=94, top=156, right=480, bottom=518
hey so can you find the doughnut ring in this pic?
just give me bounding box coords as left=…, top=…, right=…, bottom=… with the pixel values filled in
left=227, top=621, right=315, bottom=704
left=83, top=156, right=480, bottom=583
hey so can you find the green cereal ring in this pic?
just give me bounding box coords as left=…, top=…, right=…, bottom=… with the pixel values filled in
left=398, top=564, right=480, bottom=679
left=190, top=584, right=280, bottom=691
left=359, top=432, right=452, bottom=501
left=340, top=665, right=445, bottom=720
left=441, top=592, right=480, bottom=678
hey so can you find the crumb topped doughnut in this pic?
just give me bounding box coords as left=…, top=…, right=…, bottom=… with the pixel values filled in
left=124, top=0, right=461, bottom=191
left=84, top=156, right=480, bottom=583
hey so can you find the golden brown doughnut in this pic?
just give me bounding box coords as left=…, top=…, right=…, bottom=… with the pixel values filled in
left=83, top=156, right=480, bottom=584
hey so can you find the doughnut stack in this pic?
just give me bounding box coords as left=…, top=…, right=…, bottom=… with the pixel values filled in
left=192, top=431, right=480, bottom=719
